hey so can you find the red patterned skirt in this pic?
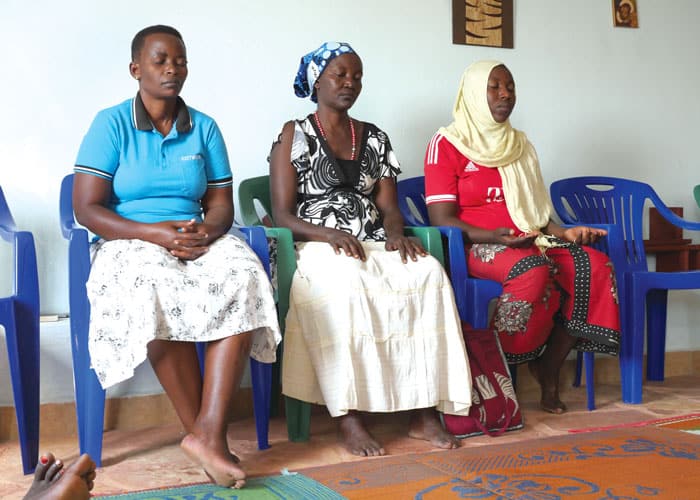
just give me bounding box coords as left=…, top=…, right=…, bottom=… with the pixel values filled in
left=467, top=241, right=620, bottom=364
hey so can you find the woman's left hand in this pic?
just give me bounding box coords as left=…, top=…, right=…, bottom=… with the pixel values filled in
left=561, top=226, right=607, bottom=246
left=172, top=219, right=218, bottom=260
left=385, top=235, right=428, bottom=263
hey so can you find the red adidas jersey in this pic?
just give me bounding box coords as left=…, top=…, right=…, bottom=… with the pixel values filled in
left=424, top=133, right=518, bottom=232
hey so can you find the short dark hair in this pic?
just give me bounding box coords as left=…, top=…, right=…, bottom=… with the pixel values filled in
left=131, top=25, right=184, bottom=61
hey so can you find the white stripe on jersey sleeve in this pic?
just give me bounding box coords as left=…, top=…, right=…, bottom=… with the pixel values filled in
left=426, top=134, right=443, bottom=166
left=425, top=194, right=457, bottom=205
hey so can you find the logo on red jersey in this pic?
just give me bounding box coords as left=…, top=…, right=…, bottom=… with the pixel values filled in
left=486, top=187, right=505, bottom=203
left=464, top=161, right=479, bottom=172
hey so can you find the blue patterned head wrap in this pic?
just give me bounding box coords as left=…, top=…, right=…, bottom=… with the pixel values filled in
left=294, top=42, right=357, bottom=103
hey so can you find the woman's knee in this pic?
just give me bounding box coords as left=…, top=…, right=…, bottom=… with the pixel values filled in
left=504, top=259, right=552, bottom=298
left=586, top=247, right=613, bottom=270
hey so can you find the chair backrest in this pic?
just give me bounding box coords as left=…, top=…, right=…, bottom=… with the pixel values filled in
left=549, top=176, right=671, bottom=274
left=396, top=176, right=430, bottom=227
left=0, top=185, right=17, bottom=234
left=58, top=174, right=92, bottom=353
left=59, top=174, right=78, bottom=239
left=238, top=175, right=273, bottom=227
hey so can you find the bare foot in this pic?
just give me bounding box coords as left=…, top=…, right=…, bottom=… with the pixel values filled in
left=337, top=412, right=385, bottom=457
left=24, top=452, right=96, bottom=500
left=228, top=451, right=240, bottom=464
left=181, top=433, right=246, bottom=488
left=528, top=360, right=567, bottom=414
left=202, top=450, right=237, bottom=485
left=408, top=408, right=460, bottom=449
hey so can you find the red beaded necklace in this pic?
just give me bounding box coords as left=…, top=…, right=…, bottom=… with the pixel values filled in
left=314, top=112, right=356, bottom=160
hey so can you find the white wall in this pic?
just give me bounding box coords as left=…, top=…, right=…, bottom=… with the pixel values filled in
left=1, top=0, right=700, bottom=404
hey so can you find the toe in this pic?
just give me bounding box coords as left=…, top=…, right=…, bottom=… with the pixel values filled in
left=45, top=459, right=64, bottom=482
left=34, top=452, right=55, bottom=481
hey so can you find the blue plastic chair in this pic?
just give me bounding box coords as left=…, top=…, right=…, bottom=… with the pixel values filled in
left=550, top=176, right=700, bottom=404
left=397, top=176, right=503, bottom=329
left=397, top=175, right=606, bottom=410
left=59, top=174, right=274, bottom=466
left=0, top=186, right=40, bottom=475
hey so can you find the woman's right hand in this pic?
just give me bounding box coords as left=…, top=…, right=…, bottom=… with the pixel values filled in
left=325, top=229, right=366, bottom=261
left=491, top=228, right=539, bottom=248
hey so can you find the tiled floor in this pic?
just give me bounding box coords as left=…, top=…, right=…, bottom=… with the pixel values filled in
left=2, top=375, right=700, bottom=498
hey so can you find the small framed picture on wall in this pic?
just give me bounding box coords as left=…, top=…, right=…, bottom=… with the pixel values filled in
left=452, top=0, right=514, bottom=48
left=613, top=0, right=639, bottom=28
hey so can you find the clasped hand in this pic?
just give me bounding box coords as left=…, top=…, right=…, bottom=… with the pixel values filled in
left=151, top=219, right=215, bottom=260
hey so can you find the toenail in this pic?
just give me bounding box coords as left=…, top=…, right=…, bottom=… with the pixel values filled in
left=40, top=455, right=48, bottom=465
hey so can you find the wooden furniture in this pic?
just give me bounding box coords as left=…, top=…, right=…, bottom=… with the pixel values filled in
left=644, top=207, right=700, bottom=272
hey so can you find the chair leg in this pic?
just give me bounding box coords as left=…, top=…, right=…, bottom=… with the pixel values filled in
left=269, top=345, right=283, bottom=418
left=471, top=296, right=492, bottom=329
left=508, top=363, right=518, bottom=388
left=646, top=289, right=668, bottom=382
left=621, top=287, right=646, bottom=404
left=2, top=303, right=40, bottom=474
left=71, top=317, right=106, bottom=467
left=77, top=370, right=106, bottom=467
left=584, top=352, right=595, bottom=411
left=285, top=396, right=311, bottom=442
left=250, top=359, right=271, bottom=450
left=195, top=342, right=206, bottom=379
left=573, top=351, right=583, bottom=388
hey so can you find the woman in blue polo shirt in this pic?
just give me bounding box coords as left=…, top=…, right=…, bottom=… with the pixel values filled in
left=73, top=25, right=280, bottom=489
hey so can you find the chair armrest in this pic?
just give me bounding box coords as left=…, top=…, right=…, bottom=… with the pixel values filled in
left=65, top=228, right=91, bottom=327
left=0, top=227, right=40, bottom=307
left=0, top=223, right=15, bottom=244
left=236, top=226, right=271, bottom=277
left=260, top=227, right=295, bottom=332
left=403, top=226, right=444, bottom=267
left=649, top=195, right=700, bottom=232
left=432, top=227, right=468, bottom=313
left=433, top=226, right=467, bottom=281
left=14, top=231, right=40, bottom=305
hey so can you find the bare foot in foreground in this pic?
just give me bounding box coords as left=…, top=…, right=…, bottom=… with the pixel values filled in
left=338, top=412, right=385, bottom=457
left=408, top=408, right=460, bottom=449
left=24, top=452, right=96, bottom=500
left=202, top=449, right=238, bottom=485
left=528, top=360, right=567, bottom=414
left=181, top=433, right=246, bottom=488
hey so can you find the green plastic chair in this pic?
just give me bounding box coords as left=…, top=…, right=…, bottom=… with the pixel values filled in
left=694, top=185, right=700, bottom=209
left=238, top=175, right=445, bottom=441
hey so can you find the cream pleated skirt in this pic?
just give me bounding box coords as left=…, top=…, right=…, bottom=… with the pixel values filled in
left=86, top=234, right=281, bottom=389
left=282, top=241, right=472, bottom=417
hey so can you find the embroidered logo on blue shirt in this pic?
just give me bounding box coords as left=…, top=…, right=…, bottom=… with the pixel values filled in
left=180, top=154, right=204, bottom=161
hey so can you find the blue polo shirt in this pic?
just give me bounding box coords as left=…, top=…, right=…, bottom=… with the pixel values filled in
left=75, top=94, right=233, bottom=223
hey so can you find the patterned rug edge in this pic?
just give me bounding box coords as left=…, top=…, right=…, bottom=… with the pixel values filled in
left=93, top=472, right=345, bottom=499
left=567, top=412, right=700, bottom=433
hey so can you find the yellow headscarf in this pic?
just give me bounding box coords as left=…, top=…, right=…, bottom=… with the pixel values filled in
left=438, top=60, right=554, bottom=240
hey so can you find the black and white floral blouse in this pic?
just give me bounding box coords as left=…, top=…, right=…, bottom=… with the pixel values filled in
left=287, top=115, right=402, bottom=242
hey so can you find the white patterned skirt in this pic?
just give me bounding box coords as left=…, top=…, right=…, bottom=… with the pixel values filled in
left=87, top=234, right=281, bottom=389
left=282, top=241, right=472, bottom=417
